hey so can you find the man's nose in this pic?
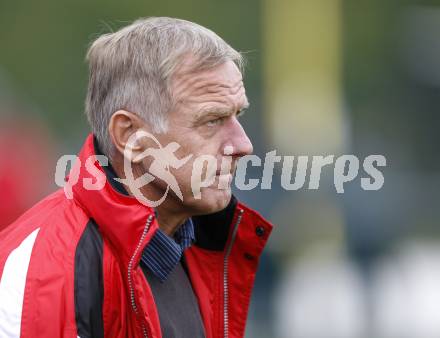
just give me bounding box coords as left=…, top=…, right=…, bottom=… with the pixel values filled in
left=224, top=117, right=253, bottom=157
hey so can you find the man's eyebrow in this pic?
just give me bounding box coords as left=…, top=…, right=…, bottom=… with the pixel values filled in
left=194, top=103, right=249, bottom=121
left=196, top=106, right=231, bottom=116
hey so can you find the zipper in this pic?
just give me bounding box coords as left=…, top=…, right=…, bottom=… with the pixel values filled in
left=223, top=208, right=244, bottom=338
left=128, top=214, right=154, bottom=338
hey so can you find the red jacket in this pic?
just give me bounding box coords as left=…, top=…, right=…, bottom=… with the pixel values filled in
left=0, top=135, right=273, bottom=338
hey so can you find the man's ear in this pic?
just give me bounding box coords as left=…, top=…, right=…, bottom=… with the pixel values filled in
left=108, top=110, right=150, bottom=163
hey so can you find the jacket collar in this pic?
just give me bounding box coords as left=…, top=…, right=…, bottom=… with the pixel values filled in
left=71, top=134, right=159, bottom=264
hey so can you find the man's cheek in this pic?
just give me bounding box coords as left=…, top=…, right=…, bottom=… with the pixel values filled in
left=172, top=166, right=194, bottom=194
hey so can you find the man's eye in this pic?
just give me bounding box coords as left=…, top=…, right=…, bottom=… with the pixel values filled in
left=206, top=117, right=224, bottom=127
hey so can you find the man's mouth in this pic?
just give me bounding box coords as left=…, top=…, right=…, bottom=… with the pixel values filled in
left=215, top=164, right=237, bottom=177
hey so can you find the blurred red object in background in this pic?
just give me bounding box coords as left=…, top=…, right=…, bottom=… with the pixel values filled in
left=0, top=117, right=55, bottom=231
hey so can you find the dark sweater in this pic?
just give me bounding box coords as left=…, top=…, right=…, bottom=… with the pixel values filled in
left=142, top=260, right=206, bottom=338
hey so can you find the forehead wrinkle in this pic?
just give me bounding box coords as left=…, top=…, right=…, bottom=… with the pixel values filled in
left=188, top=87, right=247, bottom=107
left=175, top=82, right=246, bottom=109
left=201, top=76, right=244, bottom=90
left=182, top=78, right=244, bottom=98
left=204, top=82, right=244, bottom=97
left=172, top=77, right=219, bottom=106
left=190, top=79, right=245, bottom=103
left=171, top=70, right=213, bottom=104
left=171, top=57, right=243, bottom=91
left=171, top=66, right=245, bottom=110
left=173, top=68, right=243, bottom=95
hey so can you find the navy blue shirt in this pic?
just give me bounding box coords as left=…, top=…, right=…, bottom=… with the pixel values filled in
left=141, top=218, right=195, bottom=282
left=140, top=218, right=206, bottom=337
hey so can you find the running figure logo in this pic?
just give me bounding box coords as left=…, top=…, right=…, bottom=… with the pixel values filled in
left=118, top=130, right=193, bottom=207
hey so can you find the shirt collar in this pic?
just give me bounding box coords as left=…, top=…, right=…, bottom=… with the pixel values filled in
left=141, top=218, right=195, bottom=282
left=174, top=218, right=195, bottom=251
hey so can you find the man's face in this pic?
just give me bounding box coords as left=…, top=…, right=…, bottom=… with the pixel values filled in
left=145, top=60, right=253, bottom=214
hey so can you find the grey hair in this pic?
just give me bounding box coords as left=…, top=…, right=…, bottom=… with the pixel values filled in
left=85, top=17, right=245, bottom=157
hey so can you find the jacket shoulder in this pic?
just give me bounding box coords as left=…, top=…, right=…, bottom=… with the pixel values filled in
left=0, top=188, right=90, bottom=274
left=2, top=188, right=87, bottom=233
left=0, top=189, right=93, bottom=337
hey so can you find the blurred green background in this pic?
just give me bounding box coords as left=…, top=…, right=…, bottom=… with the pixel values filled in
left=1, top=1, right=440, bottom=337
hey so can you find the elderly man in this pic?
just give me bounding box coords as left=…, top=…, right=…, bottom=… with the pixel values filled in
left=0, top=17, right=272, bottom=338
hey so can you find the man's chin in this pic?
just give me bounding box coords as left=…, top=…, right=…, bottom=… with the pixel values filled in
left=186, top=188, right=232, bottom=215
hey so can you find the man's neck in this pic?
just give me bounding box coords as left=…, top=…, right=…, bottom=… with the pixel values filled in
left=155, top=204, right=189, bottom=236
left=111, top=157, right=189, bottom=236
